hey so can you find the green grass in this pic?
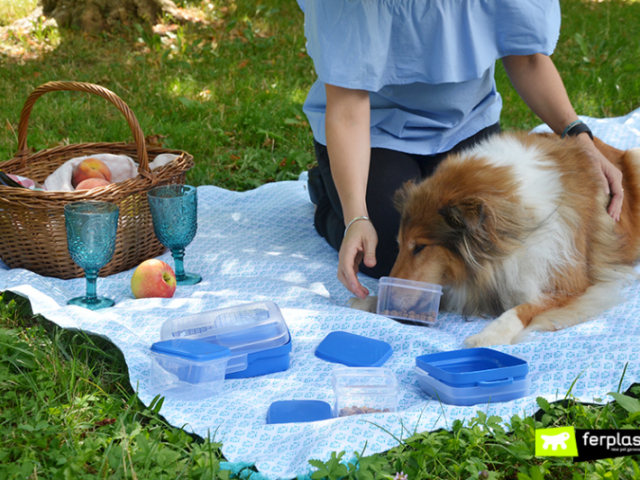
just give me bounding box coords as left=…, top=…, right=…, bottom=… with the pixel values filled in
left=1, top=0, right=640, bottom=478
left=496, top=0, right=640, bottom=131
left=0, top=0, right=316, bottom=191
left=0, top=293, right=232, bottom=478
left=0, top=0, right=37, bottom=26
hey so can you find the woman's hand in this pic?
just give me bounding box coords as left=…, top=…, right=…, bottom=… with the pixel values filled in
left=338, top=218, right=377, bottom=299
left=324, top=83, right=374, bottom=295
left=575, top=133, right=624, bottom=221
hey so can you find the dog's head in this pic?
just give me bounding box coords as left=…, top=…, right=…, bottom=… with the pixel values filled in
left=389, top=152, right=531, bottom=290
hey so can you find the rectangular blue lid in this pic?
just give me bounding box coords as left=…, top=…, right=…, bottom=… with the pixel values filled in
left=315, top=331, right=393, bottom=367
left=416, top=347, right=528, bottom=388
left=151, top=339, right=230, bottom=362
left=267, top=400, right=333, bottom=424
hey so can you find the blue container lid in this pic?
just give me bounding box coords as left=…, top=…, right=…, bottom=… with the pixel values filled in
left=266, top=400, right=333, bottom=424
left=151, top=339, right=231, bottom=362
left=416, top=347, right=528, bottom=388
left=315, top=331, right=393, bottom=367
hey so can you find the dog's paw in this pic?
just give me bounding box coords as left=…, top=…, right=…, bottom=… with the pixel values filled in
left=464, top=330, right=509, bottom=348
left=463, top=309, right=524, bottom=348
left=348, top=296, right=378, bottom=313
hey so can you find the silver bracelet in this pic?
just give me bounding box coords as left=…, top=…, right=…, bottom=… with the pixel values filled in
left=344, top=215, right=371, bottom=237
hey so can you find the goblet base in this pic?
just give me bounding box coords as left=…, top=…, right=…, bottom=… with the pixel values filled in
left=176, top=272, right=202, bottom=286
left=68, top=296, right=115, bottom=310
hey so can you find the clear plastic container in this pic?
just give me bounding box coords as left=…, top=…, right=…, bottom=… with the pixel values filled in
left=149, top=339, right=230, bottom=401
left=331, top=366, right=398, bottom=417
left=376, top=277, right=443, bottom=325
left=160, top=301, right=291, bottom=378
left=415, top=366, right=530, bottom=406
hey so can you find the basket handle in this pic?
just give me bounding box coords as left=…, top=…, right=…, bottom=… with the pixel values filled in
left=14, top=81, right=155, bottom=182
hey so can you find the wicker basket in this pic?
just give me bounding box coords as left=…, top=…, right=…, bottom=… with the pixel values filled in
left=0, top=81, right=195, bottom=279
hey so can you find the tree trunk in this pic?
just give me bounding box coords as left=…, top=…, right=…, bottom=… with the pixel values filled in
left=39, top=0, right=181, bottom=33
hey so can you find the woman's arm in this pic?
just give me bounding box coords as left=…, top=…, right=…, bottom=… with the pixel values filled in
left=325, top=83, right=377, bottom=298
left=502, top=53, right=623, bottom=221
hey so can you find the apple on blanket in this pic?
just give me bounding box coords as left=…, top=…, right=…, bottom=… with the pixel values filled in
left=131, top=259, right=177, bottom=299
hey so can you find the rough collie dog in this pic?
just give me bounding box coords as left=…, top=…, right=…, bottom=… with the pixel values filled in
left=350, top=132, right=640, bottom=347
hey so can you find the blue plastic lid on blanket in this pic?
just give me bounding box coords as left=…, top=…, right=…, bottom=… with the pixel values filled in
left=315, top=331, right=393, bottom=367
left=266, top=400, right=333, bottom=424
left=416, top=347, right=528, bottom=388
left=150, top=339, right=231, bottom=361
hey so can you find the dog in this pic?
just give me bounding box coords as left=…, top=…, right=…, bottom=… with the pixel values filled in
left=350, top=132, right=640, bottom=347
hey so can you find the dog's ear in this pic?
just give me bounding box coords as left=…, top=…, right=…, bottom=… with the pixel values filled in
left=393, top=180, right=416, bottom=213
left=439, top=198, right=485, bottom=232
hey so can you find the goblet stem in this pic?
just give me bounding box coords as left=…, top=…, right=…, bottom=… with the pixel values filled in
left=172, top=249, right=187, bottom=280
left=85, top=269, right=99, bottom=304
left=170, top=248, right=202, bottom=285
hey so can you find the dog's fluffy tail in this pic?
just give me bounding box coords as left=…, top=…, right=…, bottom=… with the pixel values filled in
left=513, top=266, right=637, bottom=343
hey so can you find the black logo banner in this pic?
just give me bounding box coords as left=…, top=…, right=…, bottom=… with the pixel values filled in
left=575, top=429, right=640, bottom=462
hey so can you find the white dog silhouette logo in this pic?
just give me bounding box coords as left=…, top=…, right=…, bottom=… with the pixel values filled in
left=541, top=432, right=571, bottom=451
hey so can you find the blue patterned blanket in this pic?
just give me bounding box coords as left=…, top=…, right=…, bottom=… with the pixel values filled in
left=2, top=109, right=640, bottom=479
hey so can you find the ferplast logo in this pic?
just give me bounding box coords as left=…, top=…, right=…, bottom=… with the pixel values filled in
left=535, top=427, right=579, bottom=457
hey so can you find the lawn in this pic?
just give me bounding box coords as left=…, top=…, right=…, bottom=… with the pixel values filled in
left=1, top=0, right=640, bottom=478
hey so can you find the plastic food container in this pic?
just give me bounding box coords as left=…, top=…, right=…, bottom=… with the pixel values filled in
left=415, top=367, right=531, bottom=406
left=160, top=301, right=291, bottom=379
left=331, top=366, right=398, bottom=417
left=414, top=347, right=530, bottom=406
left=416, top=348, right=528, bottom=387
left=149, top=339, right=230, bottom=401
left=376, top=277, right=443, bottom=325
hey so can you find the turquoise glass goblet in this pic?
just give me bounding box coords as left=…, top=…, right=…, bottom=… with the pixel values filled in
left=64, top=201, right=119, bottom=310
left=147, top=184, right=202, bottom=285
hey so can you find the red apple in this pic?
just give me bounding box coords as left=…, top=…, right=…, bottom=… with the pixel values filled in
left=75, top=178, right=112, bottom=190
left=72, top=157, right=112, bottom=188
left=131, top=259, right=177, bottom=299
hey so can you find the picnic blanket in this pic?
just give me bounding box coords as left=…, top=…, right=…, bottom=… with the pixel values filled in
left=2, top=108, right=640, bottom=479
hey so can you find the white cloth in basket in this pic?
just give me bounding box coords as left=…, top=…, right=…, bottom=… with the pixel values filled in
left=43, top=153, right=179, bottom=191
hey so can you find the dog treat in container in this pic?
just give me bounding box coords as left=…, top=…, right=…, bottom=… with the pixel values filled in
left=149, top=339, right=230, bottom=401
left=331, top=365, right=398, bottom=417
left=160, top=301, right=291, bottom=379
left=377, top=277, right=442, bottom=325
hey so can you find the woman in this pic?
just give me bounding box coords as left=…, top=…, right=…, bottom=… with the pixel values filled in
left=298, top=0, right=624, bottom=299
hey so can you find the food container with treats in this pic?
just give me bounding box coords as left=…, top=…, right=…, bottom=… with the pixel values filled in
left=376, top=277, right=442, bottom=325
left=149, top=339, right=230, bottom=401
left=160, top=301, right=291, bottom=379
left=331, top=366, right=398, bottom=417
left=414, top=347, right=530, bottom=406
